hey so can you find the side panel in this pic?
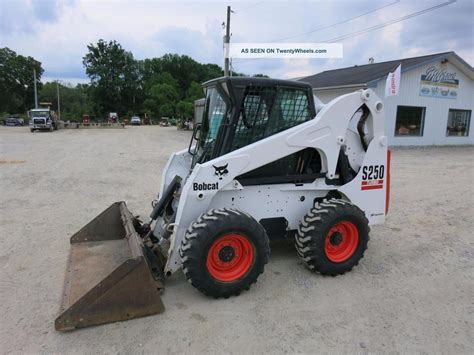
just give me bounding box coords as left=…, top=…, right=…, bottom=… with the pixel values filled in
left=152, top=148, right=192, bottom=237
left=156, top=148, right=192, bottom=203
left=338, top=139, right=388, bottom=225
left=210, top=185, right=328, bottom=230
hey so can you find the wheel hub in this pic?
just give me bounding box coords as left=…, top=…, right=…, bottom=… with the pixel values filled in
left=329, top=232, right=343, bottom=246
left=324, top=221, right=359, bottom=263
left=206, top=233, right=255, bottom=282
left=219, top=246, right=235, bottom=262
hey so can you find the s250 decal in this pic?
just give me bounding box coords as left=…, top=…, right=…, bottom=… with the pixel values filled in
left=361, top=165, right=384, bottom=190
left=362, top=165, right=384, bottom=180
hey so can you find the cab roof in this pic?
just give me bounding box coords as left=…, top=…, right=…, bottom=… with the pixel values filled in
left=203, top=76, right=313, bottom=91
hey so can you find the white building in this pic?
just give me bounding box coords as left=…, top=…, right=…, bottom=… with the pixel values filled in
left=299, top=52, right=474, bottom=146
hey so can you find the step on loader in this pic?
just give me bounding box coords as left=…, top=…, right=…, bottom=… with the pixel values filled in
left=55, top=77, right=391, bottom=331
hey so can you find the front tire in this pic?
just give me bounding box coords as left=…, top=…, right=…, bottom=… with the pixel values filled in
left=180, top=208, right=270, bottom=298
left=295, top=198, right=369, bottom=276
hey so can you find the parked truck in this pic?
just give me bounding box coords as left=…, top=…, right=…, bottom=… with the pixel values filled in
left=29, top=108, right=58, bottom=132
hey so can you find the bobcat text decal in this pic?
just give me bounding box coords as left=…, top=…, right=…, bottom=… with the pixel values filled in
left=361, top=165, right=384, bottom=190
left=193, top=182, right=219, bottom=191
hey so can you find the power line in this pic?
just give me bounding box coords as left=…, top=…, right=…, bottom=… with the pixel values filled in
left=233, top=0, right=401, bottom=64
left=326, top=0, right=456, bottom=43
left=233, top=0, right=457, bottom=66
left=234, top=1, right=264, bottom=14
left=275, top=0, right=400, bottom=42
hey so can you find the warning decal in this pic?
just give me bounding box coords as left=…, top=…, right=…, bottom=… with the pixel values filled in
left=361, top=179, right=384, bottom=190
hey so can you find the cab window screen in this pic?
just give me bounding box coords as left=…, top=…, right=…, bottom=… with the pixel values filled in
left=231, top=86, right=312, bottom=151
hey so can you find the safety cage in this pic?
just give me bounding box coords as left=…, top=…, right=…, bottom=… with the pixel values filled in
left=190, top=77, right=319, bottom=183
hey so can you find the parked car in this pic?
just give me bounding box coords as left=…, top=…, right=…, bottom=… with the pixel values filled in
left=4, top=117, right=24, bottom=126
left=130, top=116, right=141, bottom=125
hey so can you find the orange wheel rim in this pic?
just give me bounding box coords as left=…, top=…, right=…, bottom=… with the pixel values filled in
left=206, top=233, right=254, bottom=282
left=324, top=221, right=359, bottom=263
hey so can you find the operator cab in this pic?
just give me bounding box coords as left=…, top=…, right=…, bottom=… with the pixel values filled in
left=190, top=77, right=323, bottom=185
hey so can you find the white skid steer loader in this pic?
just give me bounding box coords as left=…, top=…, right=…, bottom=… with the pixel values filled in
left=55, top=77, right=391, bottom=331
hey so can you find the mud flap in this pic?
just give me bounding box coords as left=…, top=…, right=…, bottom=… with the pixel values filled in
left=55, top=202, right=165, bottom=331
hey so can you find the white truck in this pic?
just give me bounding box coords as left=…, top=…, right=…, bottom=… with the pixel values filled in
left=29, top=108, right=58, bottom=132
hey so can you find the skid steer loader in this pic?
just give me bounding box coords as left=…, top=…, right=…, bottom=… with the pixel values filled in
left=55, top=77, right=390, bottom=331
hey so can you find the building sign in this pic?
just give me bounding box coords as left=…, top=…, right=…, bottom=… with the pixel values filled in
left=419, top=64, right=459, bottom=99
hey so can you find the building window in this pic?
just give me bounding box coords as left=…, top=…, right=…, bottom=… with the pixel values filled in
left=446, top=109, right=471, bottom=137
left=394, top=106, right=425, bottom=136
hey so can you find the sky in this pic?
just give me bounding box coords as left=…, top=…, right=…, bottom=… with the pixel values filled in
left=0, top=0, right=473, bottom=85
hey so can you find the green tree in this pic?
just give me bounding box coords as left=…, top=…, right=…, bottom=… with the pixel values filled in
left=144, top=83, right=179, bottom=118
left=187, top=81, right=204, bottom=102
left=147, top=72, right=179, bottom=91
left=83, top=40, right=139, bottom=117
left=176, top=100, right=194, bottom=119
left=0, top=47, right=43, bottom=114
left=39, top=82, right=93, bottom=120
left=139, top=54, right=222, bottom=102
left=81, top=41, right=266, bottom=120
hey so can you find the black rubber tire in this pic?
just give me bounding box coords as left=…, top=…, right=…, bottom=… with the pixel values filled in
left=180, top=208, right=270, bottom=298
left=295, top=198, right=369, bottom=276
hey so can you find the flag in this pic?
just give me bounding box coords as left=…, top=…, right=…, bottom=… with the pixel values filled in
left=385, top=64, right=401, bottom=97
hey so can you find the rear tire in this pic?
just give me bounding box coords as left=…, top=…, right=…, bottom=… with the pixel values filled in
left=180, top=208, right=270, bottom=298
left=295, top=198, right=369, bottom=276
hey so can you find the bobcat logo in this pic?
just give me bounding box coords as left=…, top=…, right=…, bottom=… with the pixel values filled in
left=213, top=164, right=229, bottom=180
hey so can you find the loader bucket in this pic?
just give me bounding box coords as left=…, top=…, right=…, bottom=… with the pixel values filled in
left=55, top=201, right=165, bottom=331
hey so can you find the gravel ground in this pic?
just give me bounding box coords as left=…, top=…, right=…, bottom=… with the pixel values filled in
left=0, top=126, right=473, bottom=354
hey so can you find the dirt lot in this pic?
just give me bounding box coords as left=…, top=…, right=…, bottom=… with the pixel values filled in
left=0, top=126, right=473, bottom=353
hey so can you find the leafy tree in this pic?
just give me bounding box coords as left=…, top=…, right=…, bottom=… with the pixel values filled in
left=176, top=100, right=194, bottom=119
left=39, top=82, right=93, bottom=120
left=83, top=40, right=139, bottom=117
left=0, top=47, right=43, bottom=114
left=187, top=81, right=204, bottom=102
left=144, top=83, right=179, bottom=118
left=142, top=71, right=181, bottom=119
left=147, top=72, right=179, bottom=91
left=2, top=42, right=268, bottom=124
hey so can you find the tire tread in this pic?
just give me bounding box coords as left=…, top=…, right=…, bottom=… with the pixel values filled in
left=295, top=198, right=370, bottom=276
left=180, top=208, right=270, bottom=298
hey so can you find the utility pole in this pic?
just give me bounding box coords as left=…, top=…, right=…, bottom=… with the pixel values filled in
left=56, top=80, right=61, bottom=120
left=33, top=68, right=38, bottom=108
left=224, top=5, right=231, bottom=76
